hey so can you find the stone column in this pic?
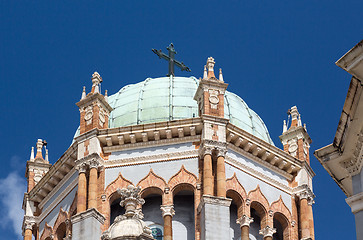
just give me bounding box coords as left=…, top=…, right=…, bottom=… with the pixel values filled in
left=236, top=215, right=254, bottom=240
left=161, top=205, right=175, bottom=240
left=296, top=187, right=315, bottom=240
left=203, top=147, right=214, bottom=196
left=77, top=163, right=88, bottom=213
left=216, top=148, right=227, bottom=198
left=88, top=159, right=99, bottom=209
left=23, top=220, right=35, bottom=240
left=259, top=226, right=276, bottom=240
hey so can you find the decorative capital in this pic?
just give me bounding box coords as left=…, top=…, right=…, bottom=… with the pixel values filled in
left=294, top=184, right=315, bottom=205
left=160, top=205, right=175, bottom=217
left=259, top=226, right=276, bottom=238
left=202, top=146, right=213, bottom=156
left=216, top=147, right=227, bottom=158
left=76, top=162, right=88, bottom=173
left=236, top=215, right=254, bottom=227
left=88, top=158, right=100, bottom=169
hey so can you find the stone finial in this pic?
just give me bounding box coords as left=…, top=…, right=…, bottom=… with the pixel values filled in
left=104, top=90, right=108, bottom=102
left=283, top=120, right=287, bottom=133
left=219, top=68, right=224, bottom=82
left=206, top=57, right=215, bottom=78
left=117, top=185, right=145, bottom=218
left=203, top=65, right=207, bottom=79
left=35, top=139, right=43, bottom=160
left=236, top=215, right=254, bottom=227
left=81, top=86, right=86, bottom=100
left=289, top=106, right=299, bottom=128
left=91, top=71, right=103, bottom=93
left=45, top=148, right=49, bottom=163
left=30, top=147, right=34, bottom=161
left=259, top=226, right=276, bottom=238
left=298, top=114, right=302, bottom=127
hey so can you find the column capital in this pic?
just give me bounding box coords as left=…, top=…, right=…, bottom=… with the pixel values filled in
left=294, top=184, right=315, bottom=205
left=216, top=147, right=227, bottom=158
left=259, top=226, right=276, bottom=238
left=76, top=162, right=88, bottom=173
left=22, top=216, right=36, bottom=234
left=75, top=153, right=104, bottom=172
left=236, top=215, right=254, bottom=227
left=88, top=158, right=100, bottom=169
left=160, top=205, right=175, bottom=217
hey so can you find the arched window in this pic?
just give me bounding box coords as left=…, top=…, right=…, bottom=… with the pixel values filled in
left=110, top=197, right=125, bottom=225
left=273, top=212, right=290, bottom=240
left=172, top=189, right=194, bottom=240
left=55, top=222, right=66, bottom=240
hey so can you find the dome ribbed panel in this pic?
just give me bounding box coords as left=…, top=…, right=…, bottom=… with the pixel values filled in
left=107, top=76, right=274, bottom=145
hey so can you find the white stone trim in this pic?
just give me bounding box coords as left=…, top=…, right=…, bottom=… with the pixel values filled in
left=228, top=144, right=293, bottom=180
left=225, top=155, right=292, bottom=194
left=346, top=192, right=363, bottom=214
left=104, top=149, right=198, bottom=168
left=160, top=205, right=175, bottom=217
left=103, top=135, right=200, bottom=153
left=39, top=168, right=77, bottom=209
left=38, top=176, right=77, bottom=223
left=71, top=208, right=105, bottom=225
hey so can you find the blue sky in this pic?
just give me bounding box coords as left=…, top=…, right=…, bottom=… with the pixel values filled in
left=0, top=1, right=362, bottom=239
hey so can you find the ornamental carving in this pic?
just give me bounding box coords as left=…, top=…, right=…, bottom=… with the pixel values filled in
left=160, top=205, right=175, bottom=217
left=236, top=215, right=254, bottom=227
left=259, top=226, right=276, bottom=238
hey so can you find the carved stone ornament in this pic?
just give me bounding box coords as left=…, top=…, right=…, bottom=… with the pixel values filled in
left=259, top=226, right=276, bottom=238
left=88, top=159, right=100, bottom=169
left=208, top=90, right=219, bottom=109
left=160, top=205, right=175, bottom=217
left=245, top=198, right=251, bottom=206
left=294, top=185, right=315, bottom=205
left=236, top=215, right=254, bottom=227
left=99, top=108, right=106, bottom=126
left=101, top=185, right=154, bottom=240
left=84, top=106, right=93, bottom=125
left=76, top=162, right=88, bottom=173
left=216, top=147, right=227, bottom=158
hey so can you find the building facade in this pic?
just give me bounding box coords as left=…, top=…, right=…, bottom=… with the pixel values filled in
left=22, top=57, right=315, bottom=240
left=315, top=40, right=363, bottom=239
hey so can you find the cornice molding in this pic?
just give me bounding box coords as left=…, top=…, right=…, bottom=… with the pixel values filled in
left=104, top=149, right=198, bottom=168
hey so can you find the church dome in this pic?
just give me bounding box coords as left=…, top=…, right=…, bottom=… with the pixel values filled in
left=107, top=76, right=274, bottom=145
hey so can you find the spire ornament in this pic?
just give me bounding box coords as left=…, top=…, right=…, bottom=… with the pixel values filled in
left=152, top=43, right=191, bottom=76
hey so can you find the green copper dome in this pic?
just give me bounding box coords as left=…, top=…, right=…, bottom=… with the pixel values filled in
left=107, top=76, right=274, bottom=145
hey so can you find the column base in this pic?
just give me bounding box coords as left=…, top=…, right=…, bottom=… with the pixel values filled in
left=71, top=208, right=105, bottom=240
left=197, top=195, right=232, bottom=240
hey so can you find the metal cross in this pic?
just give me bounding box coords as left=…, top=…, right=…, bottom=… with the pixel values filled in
left=152, top=43, right=191, bottom=76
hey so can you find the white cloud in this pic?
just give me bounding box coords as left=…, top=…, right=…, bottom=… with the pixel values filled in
left=0, top=171, right=26, bottom=239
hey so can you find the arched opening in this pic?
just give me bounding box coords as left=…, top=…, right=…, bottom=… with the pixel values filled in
left=109, top=192, right=125, bottom=225
left=55, top=222, right=67, bottom=240
left=142, top=187, right=164, bottom=240
left=249, top=202, right=267, bottom=240
left=227, top=190, right=244, bottom=240
left=172, top=184, right=195, bottom=240
left=273, top=212, right=290, bottom=240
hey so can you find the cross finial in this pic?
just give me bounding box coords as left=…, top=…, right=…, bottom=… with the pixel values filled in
left=152, top=43, right=191, bottom=76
